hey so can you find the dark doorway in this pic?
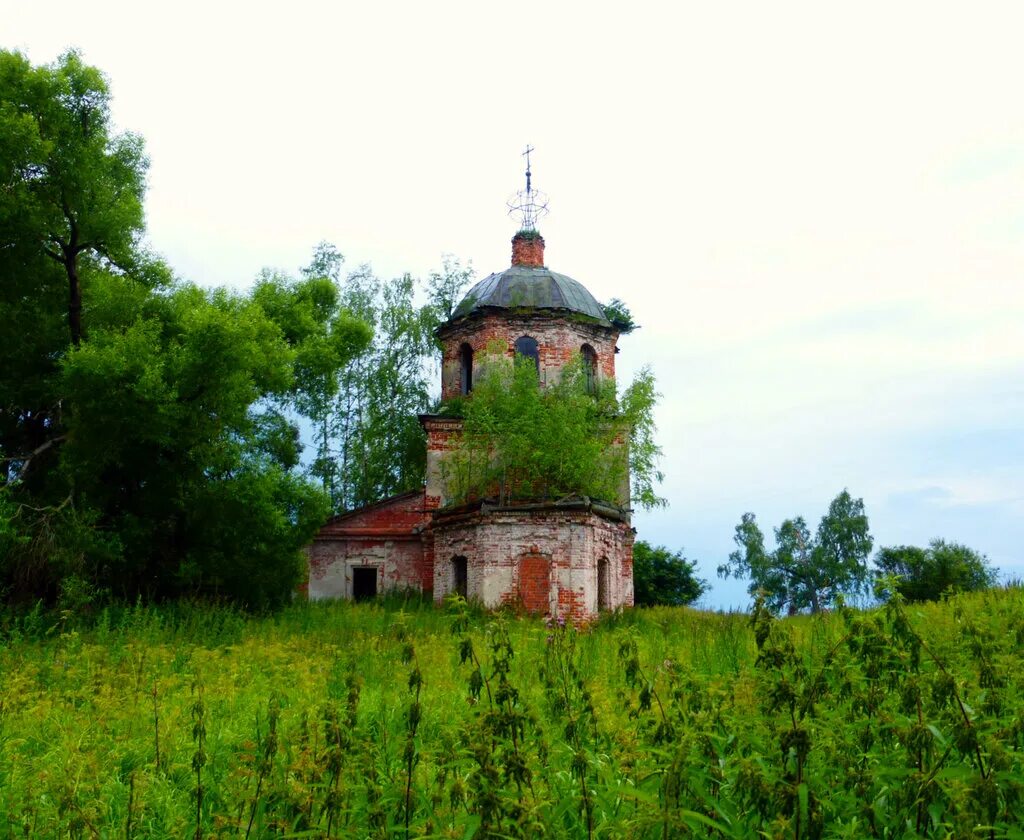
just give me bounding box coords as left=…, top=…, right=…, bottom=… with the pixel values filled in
left=452, top=556, right=468, bottom=598
left=352, top=567, right=378, bottom=601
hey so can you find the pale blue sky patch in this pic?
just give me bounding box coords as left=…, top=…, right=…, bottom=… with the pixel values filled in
left=944, top=146, right=1022, bottom=184
left=987, top=211, right=1024, bottom=242
left=788, top=303, right=921, bottom=339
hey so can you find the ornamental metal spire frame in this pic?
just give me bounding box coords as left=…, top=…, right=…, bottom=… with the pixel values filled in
left=507, top=144, right=549, bottom=232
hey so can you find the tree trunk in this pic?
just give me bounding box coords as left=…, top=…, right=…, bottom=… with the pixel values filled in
left=67, top=255, right=82, bottom=347
left=59, top=199, right=84, bottom=348
left=809, top=587, right=821, bottom=614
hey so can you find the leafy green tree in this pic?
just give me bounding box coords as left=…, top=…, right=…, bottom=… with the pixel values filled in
left=0, top=486, right=27, bottom=562
left=0, top=49, right=154, bottom=348
left=1, top=278, right=330, bottom=605
left=252, top=251, right=372, bottom=503
left=441, top=350, right=665, bottom=509
left=620, top=367, right=665, bottom=511
left=55, top=284, right=333, bottom=607
left=328, top=256, right=470, bottom=511
left=1, top=49, right=163, bottom=503
left=219, top=241, right=457, bottom=518
left=1, top=52, right=369, bottom=608
left=632, top=541, right=707, bottom=606
left=874, top=539, right=998, bottom=602
left=601, top=298, right=638, bottom=334
left=718, top=490, right=873, bottom=614
left=425, top=254, right=474, bottom=322
left=1, top=48, right=163, bottom=599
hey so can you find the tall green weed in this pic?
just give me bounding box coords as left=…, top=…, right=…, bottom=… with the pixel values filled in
left=0, top=591, right=1021, bottom=836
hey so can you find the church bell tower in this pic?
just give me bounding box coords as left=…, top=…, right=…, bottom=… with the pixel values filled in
left=421, top=150, right=635, bottom=619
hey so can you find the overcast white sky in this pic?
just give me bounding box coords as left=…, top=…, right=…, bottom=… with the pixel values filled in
left=7, top=1, right=1023, bottom=606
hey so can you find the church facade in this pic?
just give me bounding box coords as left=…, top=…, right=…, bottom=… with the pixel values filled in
left=305, top=231, right=634, bottom=622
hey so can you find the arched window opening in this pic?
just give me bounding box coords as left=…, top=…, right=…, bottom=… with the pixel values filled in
left=514, top=336, right=540, bottom=375
left=452, top=555, right=468, bottom=599
left=459, top=343, right=473, bottom=395
left=597, top=557, right=611, bottom=611
left=581, top=344, right=598, bottom=394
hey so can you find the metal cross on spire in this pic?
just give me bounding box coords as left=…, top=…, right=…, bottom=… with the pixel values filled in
left=507, top=144, right=549, bottom=232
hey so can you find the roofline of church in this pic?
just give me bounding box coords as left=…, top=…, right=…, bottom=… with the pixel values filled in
left=418, top=413, right=463, bottom=429
left=432, top=495, right=632, bottom=526
left=320, top=487, right=425, bottom=526
left=435, top=305, right=619, bottom=340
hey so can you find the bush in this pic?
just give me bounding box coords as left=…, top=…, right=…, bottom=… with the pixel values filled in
left=875, top=538, right=998, bottom=602
left=632, top=540, right=707, bottom=606
left=442, top=353, right=665, bottom=510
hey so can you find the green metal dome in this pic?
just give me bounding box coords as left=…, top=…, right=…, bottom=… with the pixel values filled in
left=452, top=266, right=611, bottom=325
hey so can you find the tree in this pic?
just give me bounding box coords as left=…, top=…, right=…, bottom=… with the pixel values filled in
left=251, top=251, right=373, bottom=504
left=441, top=349, right=665, bottom=510
left=620, top=367, right=665, bottom=511
left=601, top=298, right=638, bottom=334
left=874, top=539, right=998, bottom=602
left=247, top=244, right=467, bottom=515
left=1, top=48, right=162, bottom=599
left=333, top=268, right=438, bottom=510
left=0, top=51, right=372, bottom=608
left=426, top=254, right=474, bottom=322
left=718, top=490, right=873, bottom=614
left=1, top=49, right=161, bottom=503
left=54, top=283, right=336, bottom=608
left=632, top=541, right=707, bottom=606
left=322, top=254, right=472, bottom=511
left=0, top=49, right=152, bottom=348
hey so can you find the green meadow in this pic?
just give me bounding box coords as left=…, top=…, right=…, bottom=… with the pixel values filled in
left=1, top=590, right=1022, bottom=838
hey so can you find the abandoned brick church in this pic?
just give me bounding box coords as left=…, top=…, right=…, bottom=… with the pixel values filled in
left=306, top=227, right=635, bottom=621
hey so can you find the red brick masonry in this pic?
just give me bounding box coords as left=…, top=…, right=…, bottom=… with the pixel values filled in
left=306, top=491, right=634, bottom=623
left=511, top=232, right=545, bottom=268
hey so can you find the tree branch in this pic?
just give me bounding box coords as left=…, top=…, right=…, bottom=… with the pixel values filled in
left=93, top=244, right=134, bottom=276
left=9, top=434, right=68, bottom=481
left=13, top=490, right=74, bottom=517
left=42, top=244, right=65, bottom=263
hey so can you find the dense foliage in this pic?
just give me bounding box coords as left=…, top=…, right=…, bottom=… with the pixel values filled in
left=1, top=589, right=1022, bottom=837
left=601, top=297, right=637, bottom=334
left=632, top=540, right=707, bottom=606
left=331, top=253, right=473, bottom=511
left=257, top=245, right=473, bottom=512
left=0, top=51, right=374, bottom=607
left=718, top=490, right=873, bottom=614
left=441, top=352, right=665, bottom=510
left=875, top=539, right=998, bottom=602
left=0, top=49, right=481, bottom=606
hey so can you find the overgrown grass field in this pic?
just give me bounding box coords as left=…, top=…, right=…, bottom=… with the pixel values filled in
left=1, top=590, right=1022, bottom=838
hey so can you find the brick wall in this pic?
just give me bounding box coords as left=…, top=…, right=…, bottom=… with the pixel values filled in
left=421, top=418, right=463, bottom=510
left=307, top=491, right=635, bottom=617
left=438, top=313, right=619, bottom=401
left=307, top=490, right=432, bottom=600
left=518, top=553, right=550, bottom=613
left=431, top=504, right=633, bottom=623
left=511, top=233, right=545, bottom=267
left=307, top=538, right=427, bottom=599
left=317, top=489, right=428, bottom=536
